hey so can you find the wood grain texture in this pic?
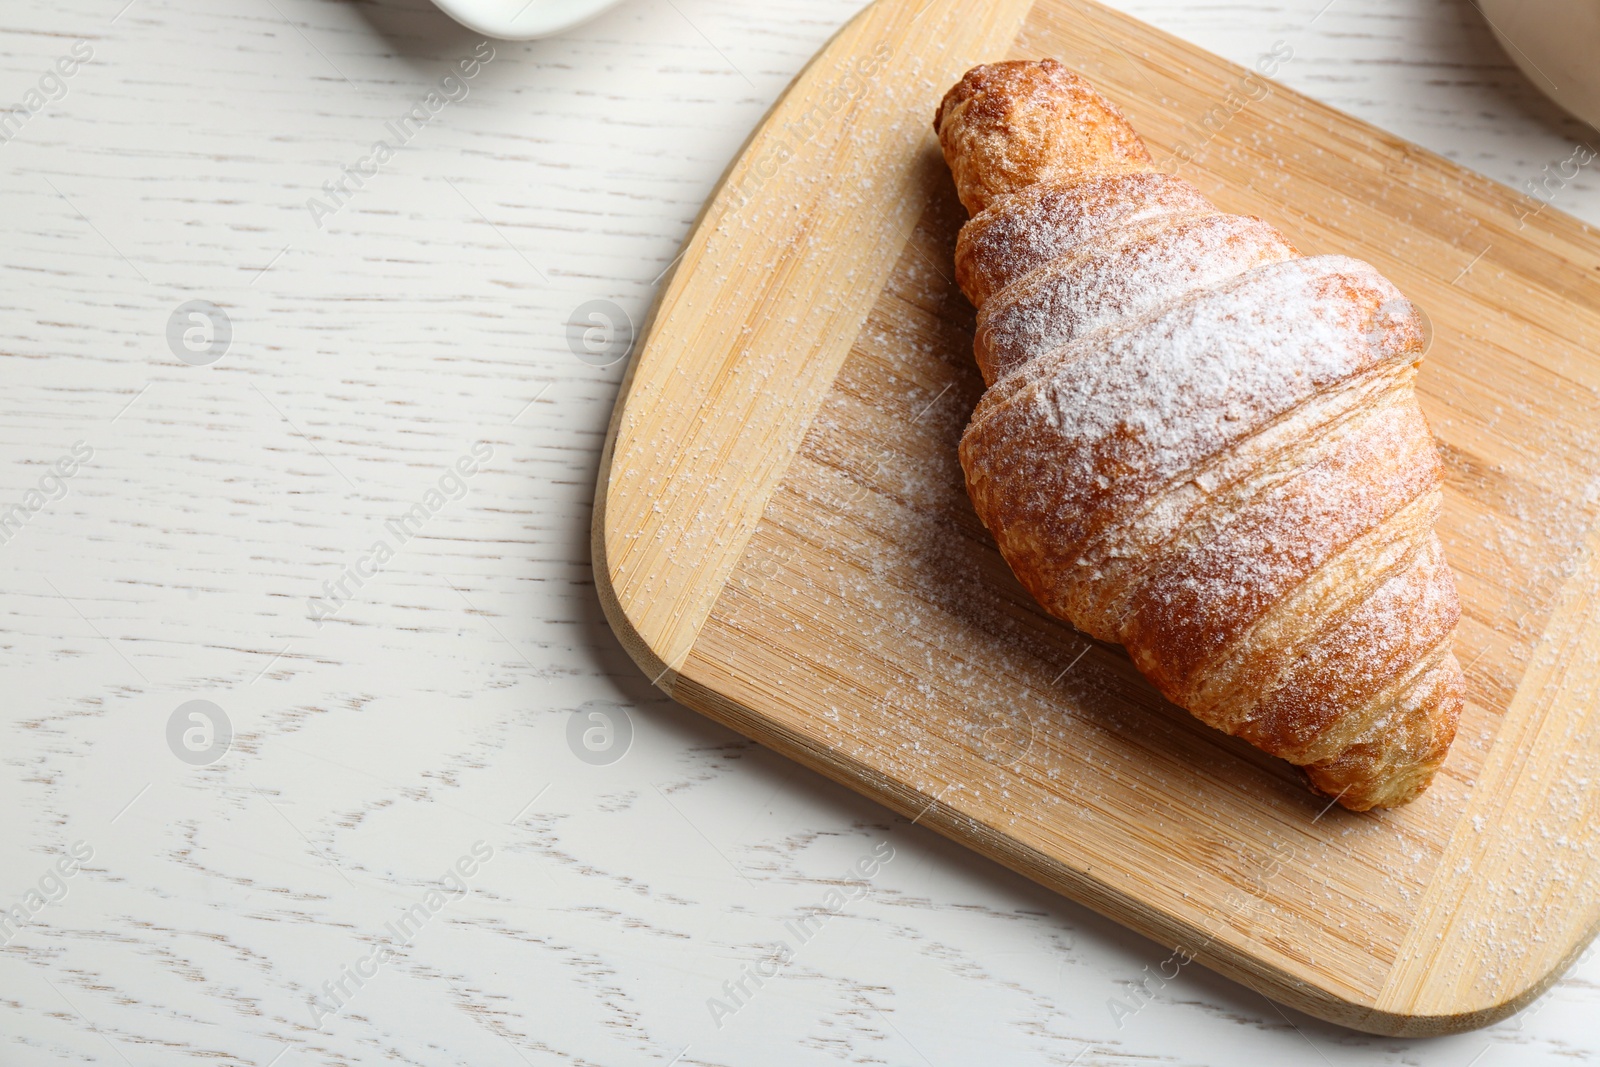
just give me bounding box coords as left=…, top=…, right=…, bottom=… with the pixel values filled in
left=8, top=0, right=1600, bottom=1064
left=600, top=0, right=1037, bottom=675
left=599, top=0, right=1600, bottom=1037
left=1378, top=516, right=1600, bottom=1022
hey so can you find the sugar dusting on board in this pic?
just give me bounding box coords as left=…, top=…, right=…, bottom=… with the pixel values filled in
left=703, top=170, right=1465, bottom=952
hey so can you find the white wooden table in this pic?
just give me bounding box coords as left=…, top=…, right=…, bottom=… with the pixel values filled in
left=3, top=1, right=1596, bottom=1064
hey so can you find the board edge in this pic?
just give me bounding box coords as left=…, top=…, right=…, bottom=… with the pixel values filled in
left=591, top=0, right=1600, bottom=1038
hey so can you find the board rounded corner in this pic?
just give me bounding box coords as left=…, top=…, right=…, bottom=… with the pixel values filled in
left=1366, top=909, right=1600, bottom=1036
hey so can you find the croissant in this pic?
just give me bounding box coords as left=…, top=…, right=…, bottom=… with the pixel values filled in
left=934, top=60, right=1463, bottom=810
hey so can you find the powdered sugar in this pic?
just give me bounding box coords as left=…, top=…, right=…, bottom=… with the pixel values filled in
left=964, top=255, right=1420, bottom=561
left=956, top=172, right=1212, bottom=307
left=976, top=211, right=1299, bottom=382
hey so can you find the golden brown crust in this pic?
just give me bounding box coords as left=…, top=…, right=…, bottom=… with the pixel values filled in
left=937, top=60, right=1464, bottom=810
left=934, top=59, right=1154, bottom=215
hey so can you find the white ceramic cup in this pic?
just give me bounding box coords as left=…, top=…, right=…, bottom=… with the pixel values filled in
left=1478, top=0, right=1600, bottom=129
left=430, top=0, right=629, bottom=40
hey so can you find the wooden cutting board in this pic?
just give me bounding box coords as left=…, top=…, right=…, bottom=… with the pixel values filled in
left=593, top=0, right=1600, bottom=1036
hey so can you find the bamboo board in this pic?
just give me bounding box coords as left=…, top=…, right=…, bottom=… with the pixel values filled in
left=592, top=0, right=1600, bottom=1036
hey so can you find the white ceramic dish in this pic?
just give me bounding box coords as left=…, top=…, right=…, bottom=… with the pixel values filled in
left=1478, top=0, right=1600, bottom=129
left=431, top=0, right=628, bottom=40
